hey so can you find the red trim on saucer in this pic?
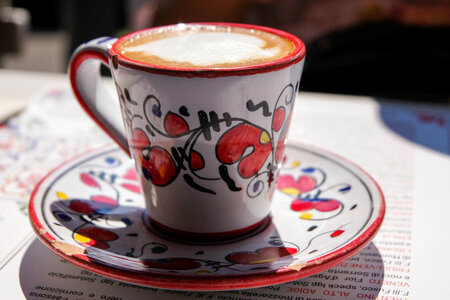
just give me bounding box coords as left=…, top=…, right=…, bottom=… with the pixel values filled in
left=149, top=216, right=269, bottom=242
left=69, top=50, right=130, bottom=155
left=110, top=23, right=306, bottom=78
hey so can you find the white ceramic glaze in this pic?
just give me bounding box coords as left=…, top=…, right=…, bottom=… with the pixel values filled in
left=113, top=63, right=303, bottom=234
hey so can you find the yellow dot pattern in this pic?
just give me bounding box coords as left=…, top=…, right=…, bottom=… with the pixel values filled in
left=74, top=233, right=91, bottom=243
left=290, top=160, right=300, bottom=167
left=259, top=131, right=271, bottom=144
left=281, top=188, right=301, bottom=195
left=250, top=258, right=276, bottom=264
left=300, top=213, right=313, bottom=220
left=56, top=191, right=68, bottom=200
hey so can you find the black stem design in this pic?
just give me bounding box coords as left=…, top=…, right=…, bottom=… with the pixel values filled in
left=298, top=222, right=352, bottom=255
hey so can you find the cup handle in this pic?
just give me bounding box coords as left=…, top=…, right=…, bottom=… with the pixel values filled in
left=69, top=37, right=130, bottom=155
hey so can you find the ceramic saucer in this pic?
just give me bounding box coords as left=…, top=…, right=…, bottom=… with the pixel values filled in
left=29, top=143, right=385, bottom=291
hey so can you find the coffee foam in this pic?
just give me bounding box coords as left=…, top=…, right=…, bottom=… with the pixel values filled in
left=116, top=24, right=294, bottom=68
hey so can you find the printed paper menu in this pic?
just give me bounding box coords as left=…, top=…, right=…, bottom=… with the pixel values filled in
left=1, top=88, right=449, bottom=299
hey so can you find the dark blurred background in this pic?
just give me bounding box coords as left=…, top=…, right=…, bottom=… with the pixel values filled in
left=1, top=0, right=449, bottom=102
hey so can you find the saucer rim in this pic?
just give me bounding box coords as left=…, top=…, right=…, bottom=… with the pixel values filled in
left=29, top=143, right=385, bottom=291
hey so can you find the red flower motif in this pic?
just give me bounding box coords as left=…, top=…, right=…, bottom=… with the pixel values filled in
left=141, top=146, right=177, bottom=186
left=121, top=183, right=141, bottom=193
left=290, top=198, right=341, bottom=212
left=131, top=128, right=150, bottom=151
left=74, top=227, right=118, bottom=250
left=190, top=149, right=205, bottom=171
left=68, top=195, right=118, bottom=214
left=80, top=173, right=99, bottom=188
left=123, top=168, right=138, bottom=181
left=274, top=109, right=293, bottom=163
left=164, top=112, right=189, bottom=136
left=331, top=229, right=344, bottom=237
left=277, top=174, right=341, bottom=213
left=131, top=129, right=178, bottom=186
left=277, top=174, right=316, bottom=195
left=272, top=107, right=286, bottom=132
left=216, top=123, right=272, bottom=178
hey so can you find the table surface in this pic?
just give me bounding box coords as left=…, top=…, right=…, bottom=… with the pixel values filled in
left=0, top=69, right=449, bottom=300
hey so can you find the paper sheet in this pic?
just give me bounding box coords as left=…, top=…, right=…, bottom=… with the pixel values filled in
left=0, top=88, right=449, bottom=299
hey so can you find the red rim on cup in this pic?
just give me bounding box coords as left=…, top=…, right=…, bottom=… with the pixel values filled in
left=110, top=23, right=306, bottom=77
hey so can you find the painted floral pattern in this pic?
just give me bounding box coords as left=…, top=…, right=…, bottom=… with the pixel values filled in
left=49, top=155, right=300, bottom=273
left=119, top=82, right=299, bottom=198
left=34, top=142, right=382, bottom=278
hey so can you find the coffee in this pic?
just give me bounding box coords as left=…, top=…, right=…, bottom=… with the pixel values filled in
left=115, top=24, right=295, bottom=68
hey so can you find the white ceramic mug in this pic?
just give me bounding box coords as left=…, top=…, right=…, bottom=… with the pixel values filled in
left=69, top=23, right=305, bottom=240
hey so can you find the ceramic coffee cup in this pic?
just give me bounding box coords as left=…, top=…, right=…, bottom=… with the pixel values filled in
left=69, top=23, right=305, bottom=240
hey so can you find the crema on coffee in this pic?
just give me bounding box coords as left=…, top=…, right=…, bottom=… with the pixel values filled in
left=115, top=24, right=295, bottom=68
